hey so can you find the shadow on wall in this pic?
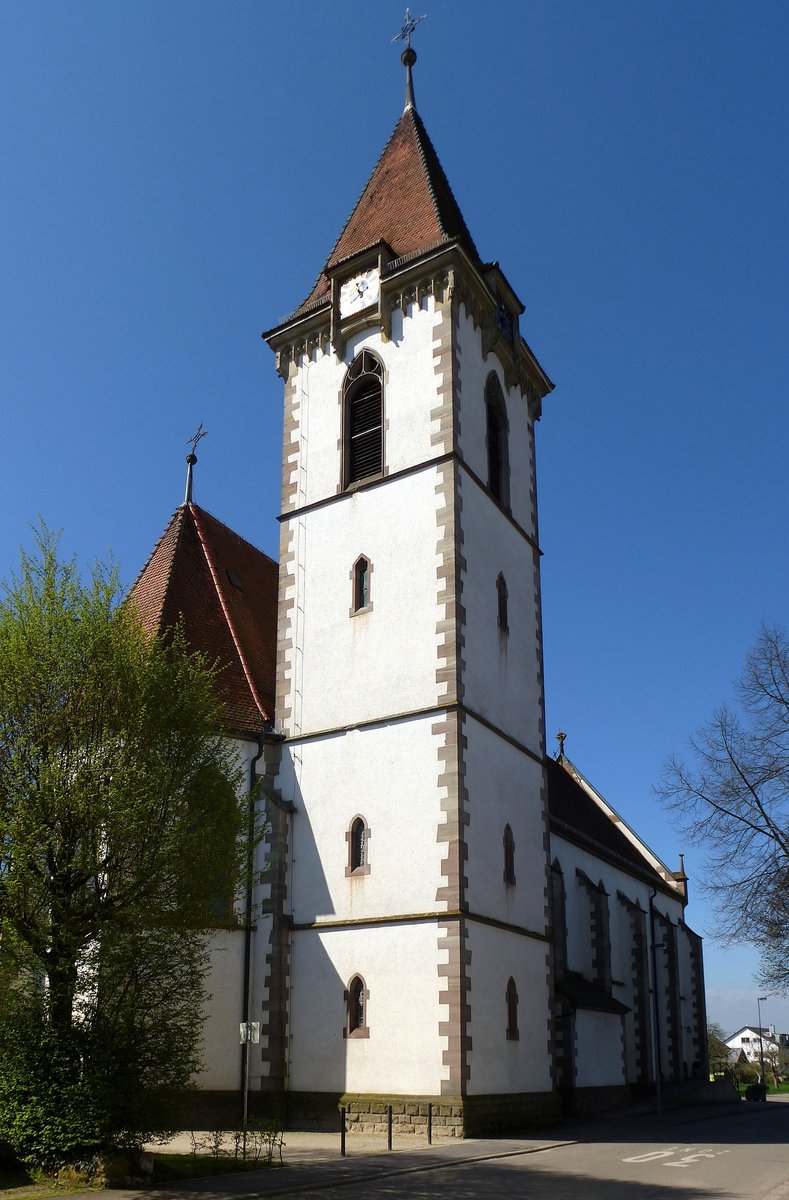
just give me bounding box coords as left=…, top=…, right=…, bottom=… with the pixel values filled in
left=256, top=743, right=353, bottom=1121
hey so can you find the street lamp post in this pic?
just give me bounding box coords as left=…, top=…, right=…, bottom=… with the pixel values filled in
left=757, top=995, right=768, bottom=1087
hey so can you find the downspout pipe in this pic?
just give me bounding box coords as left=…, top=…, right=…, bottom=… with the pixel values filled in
left=649, top=888, right=664, bottom=1114
left=239, top=728, right=290, bottom=1128
left=240, top=733, right=265, bottom=1126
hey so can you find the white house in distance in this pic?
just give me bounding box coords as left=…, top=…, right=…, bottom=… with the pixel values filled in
left=725, top=1027, right=780, bottom=1066
left=132, top=40, right=706, bottom=1134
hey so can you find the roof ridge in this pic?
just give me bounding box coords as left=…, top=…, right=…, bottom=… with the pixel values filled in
left=405, top=108, right=444, bottom=242
left=189, top=504, right=271, bottom=725
left=297, top=114, right=406, bottom=311
left=128, top=504, right=186, bottom=626
left=408, top=107, right=480, bottom=262
left=557, top=754, right=680, bottom=886
left=190, top=502, right=278, bottom=570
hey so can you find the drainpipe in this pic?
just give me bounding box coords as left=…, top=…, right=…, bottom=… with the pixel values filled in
left=262, top=761, right=294, bottom=1124
left=240, top=734, right=265, bottom=1128
left=649, top=889, right=664, bottom=1115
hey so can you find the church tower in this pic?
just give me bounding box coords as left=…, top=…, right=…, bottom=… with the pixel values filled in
left=263, top=41, right=555, bottom=1134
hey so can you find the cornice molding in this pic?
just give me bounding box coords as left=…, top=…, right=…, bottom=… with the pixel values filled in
left=265, top=242, right=553, bottom=407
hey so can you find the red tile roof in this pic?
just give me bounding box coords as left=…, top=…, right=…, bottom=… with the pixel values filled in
left=294, top=106, right=481, bottom=316
left=547, top=756, right=677, bottom=895
left=131, top=504, right=278, bottom=736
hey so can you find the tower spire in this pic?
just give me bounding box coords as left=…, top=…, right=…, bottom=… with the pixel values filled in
left=392, top=8, right=426, bottom=111
left=184, top=422, right=207, bottom=505
left=402, top=47, right=417, bottom=111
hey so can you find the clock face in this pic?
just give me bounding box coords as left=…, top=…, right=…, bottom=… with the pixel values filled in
left=339, top=268, right=380, bottom=318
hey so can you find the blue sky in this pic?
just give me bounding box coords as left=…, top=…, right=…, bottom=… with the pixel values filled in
left=3, top=1, right=788, bottom=1039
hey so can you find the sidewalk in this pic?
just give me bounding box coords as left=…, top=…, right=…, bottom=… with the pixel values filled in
left=97, top=1132, right=576, bottom=1200
left=8, top=1095, right=761, bottom=1200
left=32, top=1124, right=575, bottom=1200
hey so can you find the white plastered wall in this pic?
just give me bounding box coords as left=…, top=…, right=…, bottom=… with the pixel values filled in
left=465, top=923, right=553, bottom=1095
left=555, top=839, right=683, bottom=994
left=463, top=720, right=547, bottom=932
left=288, top=922, right=445, bottom=1095
left=291, top=467, right=443, bottom=735
left=574, top=1010, right=626, bottom=1087
left=449, top=309, right=543, bottom=752
left=459, top=475, right=543, bottom=751
left=286, top=302, right=445, bottom=514
left=453, top=305, right=536, bottom=538
left=275, top=717, right=446, bottom=924
left=552, top=832, right=687, bottom=1086
left=198, top=931, right=245, bottom=1089
left=197, top=737, right=265, bottom=1091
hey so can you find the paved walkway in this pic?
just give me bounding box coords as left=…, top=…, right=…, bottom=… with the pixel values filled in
left=79, top=1094, right=755, bottom=1199
left=2, top=1091, right=765, bottom=1200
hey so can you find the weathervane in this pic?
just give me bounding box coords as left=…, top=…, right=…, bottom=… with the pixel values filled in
left=184, top=422, right=207, bottom=505
left=187, top=422, right=207, bottom=457
left=556, top=731, right=567, bottom=759
left=392, top=8, right=426, bottom=50
left=393, top=9, right=426, bottom=111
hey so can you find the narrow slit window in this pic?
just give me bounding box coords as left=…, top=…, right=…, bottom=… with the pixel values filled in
left=351, top=818, right=366, bottom=870
left=351, top=978, right=364, bottom=1030
left=503, top=824, right=516, bottom=885
left=345, top=974, right=369, bottom=1038
left=497, top=573, right=508, bottom=633
left=346, top=815, right=370, bottom=876
left=354, top=558, right=370, bottom=611
left=485, top=374, right=509, bottom=507
left=506, top=977, right=519, bottom=1040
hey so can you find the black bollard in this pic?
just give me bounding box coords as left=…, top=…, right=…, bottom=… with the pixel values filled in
left=387, top=1104, right=393, bottom=1150
left=427, top=1102, right=432, bottom=1144
left=340, top=1106, right=346, bottom=1157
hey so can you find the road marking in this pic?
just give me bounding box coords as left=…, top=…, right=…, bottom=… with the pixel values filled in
left=622, top=1146, right=731, bottom=1168
left=664, top=1148, right=730, bottom=1168
left=623, top=1147, right=680, bottom=1162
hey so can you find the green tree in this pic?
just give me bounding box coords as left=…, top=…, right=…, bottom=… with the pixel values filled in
left=0, top=527, right=253, bottom=1165
left=707, top=1022, right=731, bottom=1077
left=659, top=625, right=789, bottom=992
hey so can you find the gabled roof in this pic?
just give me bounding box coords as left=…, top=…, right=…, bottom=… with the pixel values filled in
left=293, top=105, right=481, bottom=318
left=131, top=503, right=278, bottom=737
left=725, top=1026, right=778, bottom=1046
left=547, top=755, right=684, bottom=900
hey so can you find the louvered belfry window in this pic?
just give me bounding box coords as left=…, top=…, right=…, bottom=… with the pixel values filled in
left=345, top=350, right=383, bottom=485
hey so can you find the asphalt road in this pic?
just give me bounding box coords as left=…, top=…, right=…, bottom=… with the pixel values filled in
left=68, top=1099, right=789, bottom=1200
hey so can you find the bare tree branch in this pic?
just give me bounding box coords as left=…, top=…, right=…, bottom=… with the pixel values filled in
left=658, top=625, right=789, bottom=983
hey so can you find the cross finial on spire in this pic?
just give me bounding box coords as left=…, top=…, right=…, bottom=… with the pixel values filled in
left=392, top=7, right=426, bottom=50
left=184, top=422, right=207, bottom=505
left=392, top=8, right=426, bottom=111
left=556, top=731, right=567, bottom=759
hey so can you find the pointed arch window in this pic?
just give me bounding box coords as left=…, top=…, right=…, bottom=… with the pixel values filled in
left=506, top=977, right=519, bottom=1040
left=497, top=572, right=509, bottom=634
left=485, top=373, right=509, bottom=507
left=344, top=350, right=383, bottom=486
left=503, top=824, right=516, bottom=886
left=350, top=555, right=373, bottom=615
left=346, top=815, right=371, bottom=876
left=344, top=974, right=369, bottom=1038
left=551, top=859, right=568, bottom=975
